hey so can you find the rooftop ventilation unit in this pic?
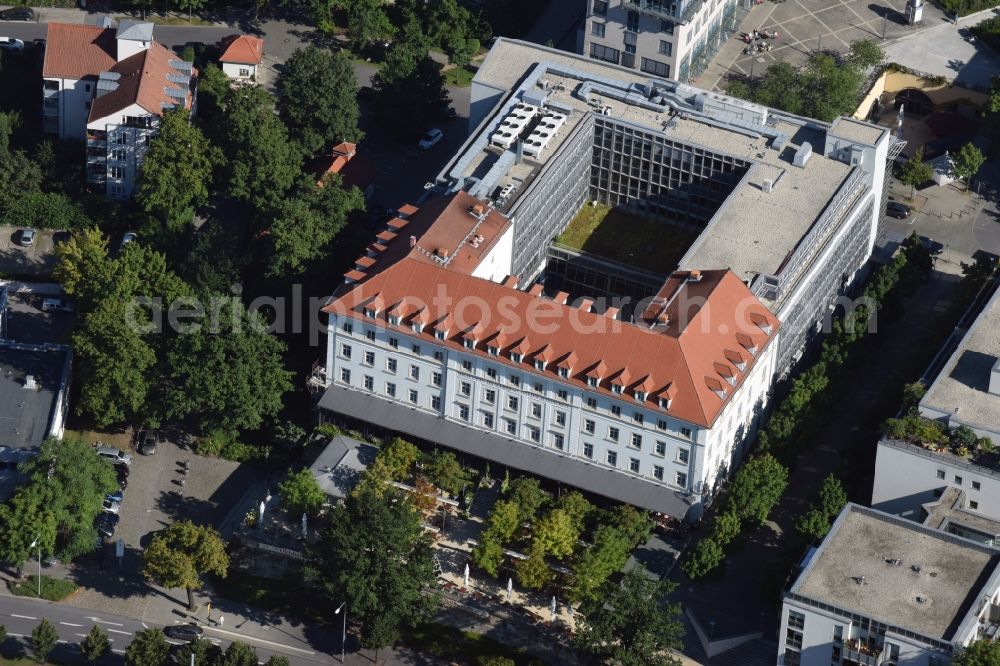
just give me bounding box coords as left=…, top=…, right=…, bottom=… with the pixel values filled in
left=793, top=142, right=813, bottom=168
left=23, top=375, right=37, bottom=390
left=761, top=179, right=773, bottom=193
left=990, top=358, right=1000, bottom=396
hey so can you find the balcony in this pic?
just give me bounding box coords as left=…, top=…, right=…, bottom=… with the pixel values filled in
left=86, top=165, right=106, bottom=184
left=86, top=149, right=106, bottom=163
left=843, top=639, right=881, bottom=666
left=628, top=0, right=679, bottom=20
left=86, top=131, right=107, bottom=147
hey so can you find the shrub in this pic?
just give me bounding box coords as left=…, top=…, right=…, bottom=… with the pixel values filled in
left=9, top=575, right=78, bottom=601
left=315, top=423, right=341, bottom=439
left=682, top=537, right=725, bottom=580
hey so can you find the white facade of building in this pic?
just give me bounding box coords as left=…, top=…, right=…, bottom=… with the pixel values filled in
left=221, top=61, right=256, bottom=80
left=322, top=295, right=778, bottom=515
left=582, top=0, right=740, bottom=81
left=87, top=102, right=157, bottom=199
left=779, top=504, right=1000, bottom=666
left=41, top=76, right=93, bottom=140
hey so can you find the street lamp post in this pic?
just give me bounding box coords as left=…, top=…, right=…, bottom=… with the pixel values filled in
left=335, top=601, right=347, bottom=663
left=28, top=537, right=41, bottom=598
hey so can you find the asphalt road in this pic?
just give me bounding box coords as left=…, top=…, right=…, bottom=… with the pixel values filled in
left=0, top=20, right=235, bottom=49
left=0, top=593, right=334, bottom=664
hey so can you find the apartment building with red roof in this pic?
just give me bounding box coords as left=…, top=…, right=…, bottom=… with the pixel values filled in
left=43, top=19, right=197, bottom=199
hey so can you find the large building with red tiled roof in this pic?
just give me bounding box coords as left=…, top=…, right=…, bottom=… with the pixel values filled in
left=315, top=39, right=893, bottom=518
left=42, top=19, right=197, bottom=199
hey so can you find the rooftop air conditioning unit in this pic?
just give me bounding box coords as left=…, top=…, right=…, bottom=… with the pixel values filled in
left=762, top=179, right=773, bottom=193
left=24, top=375, right=37, bottom=390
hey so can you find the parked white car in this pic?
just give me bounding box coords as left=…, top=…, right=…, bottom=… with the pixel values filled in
left=418, top=128, right=443, bottom=150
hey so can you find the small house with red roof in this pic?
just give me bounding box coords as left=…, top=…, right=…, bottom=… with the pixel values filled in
left=313, top=142, right=378, bottom=201
left=218, top=34, right=264, bottom=80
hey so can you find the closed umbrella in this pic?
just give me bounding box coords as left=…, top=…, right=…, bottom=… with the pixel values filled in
left=506, top=577, right=513, bottom=601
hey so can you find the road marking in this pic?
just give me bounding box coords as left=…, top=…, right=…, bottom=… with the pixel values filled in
left=10, top=614, right=36, bottom=620
left=166, top=639, right=185, bottom=646
left=107, top=628, right=132, bottom=636
left=204, top=626, right=316, bottom=655
left=60, top=622, right=83, bottom=627
left=141, top=622, right=148, bottom=628
left=87, top=616, right=125, bottom=627
left=112, top=649, right=125, bottom=655
left=74, top=633, right=87, bottom=638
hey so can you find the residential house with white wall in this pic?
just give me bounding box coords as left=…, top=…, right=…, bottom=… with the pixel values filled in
left=218, top=34, right=264, bottom=80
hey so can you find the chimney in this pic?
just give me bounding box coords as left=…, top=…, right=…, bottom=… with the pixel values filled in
left=501, top=275, right=519, bottom=289
left=23, top=375, right=37, bottom=390
left=470, top=204, right=486, bottom=217
left=688, top=270, right=702, bottom=282
left=657, top=311, right=671, bottom=326
left=990, top=358, right=1000, bottom=396
left=554, top=291, right=569, bottom=305
left=605, top=306, right=620, bottom=320
left=577, top=298, right=594, bottom=312
left=410, top=235, right=417, bottom=248
left=528, top=284, right=544, bottom=297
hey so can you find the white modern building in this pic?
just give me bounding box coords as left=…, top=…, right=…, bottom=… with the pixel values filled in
left=872, top=282, right=1000, bottom=542
left=581, top=0, right=742, bottom=82
left=780, top=504, right=1000, bottom=666
left=316, top=39, right=896, bottom=520
left=42, top=19, right=197, bottom=199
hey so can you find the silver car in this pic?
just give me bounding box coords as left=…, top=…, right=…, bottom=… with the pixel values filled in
left=101, top=498, right=121, bottom=514
left=95, top=445, right=132, bottom=466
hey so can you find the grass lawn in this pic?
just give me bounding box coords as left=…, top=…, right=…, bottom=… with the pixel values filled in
left=403, top=622, right=534, bottom=664
left=557, top=202, right=699, bottom=274
left=9, top=575, right=78, bottom=602
left=63, top=428, right=131, bottom=449
left=444, top=66, right=475, bottom=88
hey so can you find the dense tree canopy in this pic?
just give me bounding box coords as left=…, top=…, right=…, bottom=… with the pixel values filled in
left=278, top=468, right=327, bottom=516
left=953, top=640, right=1000, bottom=666
left=125, top=628, right=171, bottom=666
left=143, top=521, right=229, bottom=610
left=137, top=109, right=221, bottom=231
left=277, top=46, right=362, bottom=154
left=576, top=568, right=684, bottom=666
left=310, top=486, right=439, bottom=650
left=373, top=31, right=451, bottom=140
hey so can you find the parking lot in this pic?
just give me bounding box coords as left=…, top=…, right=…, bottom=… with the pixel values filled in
left=0, top=226, right=62, bottom=277
left=3, top=290, right=74, bottom=344
left=720, top=0, right=950, bottom=80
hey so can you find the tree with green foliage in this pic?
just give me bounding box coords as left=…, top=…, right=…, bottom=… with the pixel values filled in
left=846, top=38, right=885, bottom=69
left=80, top=625, right=111, bottom=664
left=174, top=637, right=222, bottom=666
left=605, top=504, right=654, bottom=546
left=273, top=419, right=307, bottom=452
left=952, top=640, right=1000, bottom=665
left=0, top=624, right=7, bottom=656
left=163, top=299, right=292, bottom=432
left=0, top=110, right=19, bottom=154
left=506, top=477, right=549, bottom=524
left=263, top=657, right=291, bottom=666
left=953, top=142, right=986, bottom=191
left=265, top=174, right=365, bottom=276
left=711, top=510, right=742, bottom=546
left=485, top=500, right=521, bottom=543
left=175, top=0, right=204, bottom=21
left=2, top=438, right=117, bottom=562
left=217, top=85, right=303, bottom=211
left=681, top=537, right=724, bottom=580
left=899, top=147, right=933, bottom=198
left=532, top=508, right=578, bottom=559
left=125, top=627, right=171, bottom=666
left=143, top=521, right=229, bottom=610
left=796, top=475, right=847, bottom=540
left=727, top=453, right=789, bottom=527
left=373, top=33, right=451, bottom=140
left=343, top=0, right=394, bottom=49
left=52, top=227, right=112, bottom=307
left=279, top=468, right=327, bottom=516
left=427, top=450, right=470, bottom=496
left=32, top=619, right=58, bottom=664
left=379, top=438, right=420, bottom=481
left=0, top=191, right=89, bottom=229
left=277, top=46, right=362, bottom=155
left=576, top=567, right=684, bottom=666
left=567, top=524, right=633, bottom=602
left=220, top=641, right=259, bottom=666
left=194, top=63, right=231, bottom=126
left=515, top=543, right=550, bottom=590
left=137, top=109, right=221, bottom=231
left=310, top=486, right=439, bottom=651
left=476, top=658, right=515, bottom=666
left=0, top=149, right=43, bottom=211
left=902, top=381, right=927, bottom=409
left=556, top=491, right=593, bottom=533
left=471, top=535, right=505, bottom=576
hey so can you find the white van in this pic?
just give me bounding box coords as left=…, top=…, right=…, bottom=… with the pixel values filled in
left=96, top=445, right=132, bottom=466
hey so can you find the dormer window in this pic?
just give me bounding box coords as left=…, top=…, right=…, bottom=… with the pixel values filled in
left=511, top=352, right=523, bottom=363
left=588, top=376, right=598, bottom=388
left=558, top=367, right=569, bottom=379
left=412, top=323, right=424, bottom=334
left=534, top=360, right=545, bottom=371
left=388, top=315, right=399, bottom=326
left=635, top=391, right=646, bottom=402
left=464, top=339, right=475, bottom=349
left=725, top=375, right=736, bottom=386
left=758, top=322, right=772, bottom=335
left=363, top=307, right=375, bottom=318
left=488, top=345, right=499, bottom=356
left=611, top=384, right=622, bottom=395
left=658, top=397, right=670, bottom=409
left=712, top=387, right=726, bottom=400
left=435, top=330, right=446, bottom=340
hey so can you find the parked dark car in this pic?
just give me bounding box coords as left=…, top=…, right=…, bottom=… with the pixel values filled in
left=96, top=512, right=120, bottom=527
left=96, top=522, right=114, bottom=539
left=886, top=201, right=910, bottom=219
left=105, top=490, right=124, bottom=503
left=136, top=429, right=162, bottom=456
left=165, top=624, right=204, bottom=641
left=919, top=235, right=944, bottom=255
left=0, top=7, right=35, bottom=21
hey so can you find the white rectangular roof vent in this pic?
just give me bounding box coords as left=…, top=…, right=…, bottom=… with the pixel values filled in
left=793, top=142, right=813, bottom=168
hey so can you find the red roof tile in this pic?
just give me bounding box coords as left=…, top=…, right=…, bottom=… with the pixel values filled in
left=218, top=34, right=264, bottom=65
left=43, top=23, right=117, bottom=79
left=324, top=261, right=780, bottom=427
left=88, top=43, right=196, bottom=122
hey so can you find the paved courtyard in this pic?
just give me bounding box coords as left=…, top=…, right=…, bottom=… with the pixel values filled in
left=0, top=227, right=62, bottom=277
left=702, top=0, right=950, bottom=88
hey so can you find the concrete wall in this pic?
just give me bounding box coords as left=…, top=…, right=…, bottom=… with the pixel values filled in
left=222, top=61, right=256, bottom=79
left=853, top=69, right=990, bottom=120
left=471, top=224, right=514, bottom=283
left=45, top=76, right=93, bottom=141
left=872, top=439, right=1000, bottom=521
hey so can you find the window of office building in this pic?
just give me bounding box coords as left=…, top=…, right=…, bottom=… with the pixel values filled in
left=787, top=611, right=805, bottom=630
left=486, top=367, right=497, bottom=379
left=340, top=368, right=350, bottom=383
left=408, top=389, right=418, bottom=403
left=630, top=433, right=642, bottom=449
left=608, top=426, right=619, bottom=442
left=592, top=0, right=608, bottom=15
left=629, top=458, right=640, bottom=473
left=607, top=450, right=617, bottom=466
left=677, top=448, right=689, bottom=464
left=641, top=57, right=670, bottom=78
left=388, top=336, right=398, bottom=349
left=364, top=375, right=374, bottom=391
left=655, top=441, right=667, bottom=456
left=660, top=19, right=674, bottom=34
left=653, top=465, right=664, bottom=480
left=386, top=358, right=397, bottom=373
left=508, top=396, right=519, bottom=410
left=462, top=360, right=473, bottom=371
left=409, top=365, right=420, bottom=380
left=483, top=412, right=494, bottom=428
left=340, top=344, right=352, bottom=359
left=589, top=43, right=620, bottom=64
left=364, top=351, right=375, bottom=365
left=583, top=442, right=594, bottom=458
left=611, top=405, right=621, bottom=417
left=553, top=433, right=564, bottom=450
left=460, top=381, right=471, bottom=397
left=586, top=397, right=598, bottom=409
left=584, top=419, right=596, bottom=434
left=531, top=403, right=542, bottom=418
left=528, top=426, right=540, bottom=443
left=555, top=411, right=566, bottom=426
left=592, top=21, right=606, bottom=37
left=626, top=10, right=639, bottom=31
left=386, top=382, right=396, bottom=397
left=458, top=404, right=470, bottom=421
left=659, top=40, right=672, bottom=56
left=432, top=395, right=441, bottom=410
left=676, top=471, right=687, bottom=488
left=484, top=388, right=496, bottom=403
left=366, top=329, right=376, bottom=341
left=505, top=419, right=517, bottom=435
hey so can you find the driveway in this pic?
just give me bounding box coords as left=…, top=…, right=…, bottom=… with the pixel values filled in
left=0, top=227, right=60, bottom=277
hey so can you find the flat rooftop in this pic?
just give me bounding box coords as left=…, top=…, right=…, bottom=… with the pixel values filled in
left=923, top=486, right=1000, bottom=538
left=460, top=38, right=872, bottom=293
left=921, top=285, right=1000, bottom=436
left=792, top=504, right=1000, bottom=641
left=0, top=342, right=69, bottom=451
